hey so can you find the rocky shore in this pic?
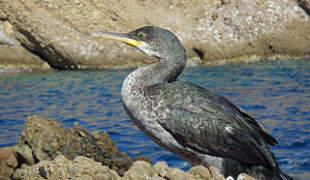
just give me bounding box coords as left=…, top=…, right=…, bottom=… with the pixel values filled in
left=0, top=115, right=256, bottom=180
left=0, top=0, right=310, bottom=72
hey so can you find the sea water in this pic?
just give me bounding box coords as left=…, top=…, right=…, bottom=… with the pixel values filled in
left=0, top=59, right=309, bottom=179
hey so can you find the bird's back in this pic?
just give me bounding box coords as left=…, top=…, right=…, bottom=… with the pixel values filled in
left=142, top=81, right=278, bottom=168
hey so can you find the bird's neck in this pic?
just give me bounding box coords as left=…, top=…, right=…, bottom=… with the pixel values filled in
left=130, top=55, right=186, bottom=86
left=121, top=55, right=186, bottom=101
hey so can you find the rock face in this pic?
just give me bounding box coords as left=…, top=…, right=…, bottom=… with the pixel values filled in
left=0, top=21, right=51, bottom=73
left=0, top=0, right=309, bottom=71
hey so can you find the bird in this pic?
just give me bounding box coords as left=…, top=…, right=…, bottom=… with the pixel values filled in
left=92, top=26, right=293, bottom=180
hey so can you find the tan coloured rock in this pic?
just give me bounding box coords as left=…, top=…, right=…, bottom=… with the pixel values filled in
left=0, top=146, right=18, bottom=178
left=12, top=155, right=121, bottom=180
left=188, top=165, right=213, bottom=180
left=0, top=0, right=309, bottom=71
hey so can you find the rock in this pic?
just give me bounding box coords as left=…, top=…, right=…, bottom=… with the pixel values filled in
left=0, top=146, right=18, bottom=178
left=122, top=161, right=152, bottom=180
left=12, top=155, right=121, bottom=180
left=188, top=165, right=212, bottom=180
left=15, top=145, right=35, bottom=165
left=0, top=115, right=258, bottom=180
left=298, top=0, right=310, bottom=15
left=0, top=20, right=51, bottom=73
left=164, top=168, right=197, bottom=180
left=209, top=166, right=226, bottom=180
left=19, top=115, right=132, bottom=175
left=237, top=173, right=257, bottom=180
left=152, top=161, right=169, bottom=177
left=0, top=0, right=309, bottom=70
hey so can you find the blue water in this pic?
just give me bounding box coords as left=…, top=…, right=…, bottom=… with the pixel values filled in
left=0, top=59, right=309, bottom=179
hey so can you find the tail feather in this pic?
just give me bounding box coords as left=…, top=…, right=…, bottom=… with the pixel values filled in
left=278, top=170, right=294, bottom=180
left=246, top=165, right=294, bottom=180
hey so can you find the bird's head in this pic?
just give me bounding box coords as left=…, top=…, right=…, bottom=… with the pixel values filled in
left=92, top=26, right=186, bottom=61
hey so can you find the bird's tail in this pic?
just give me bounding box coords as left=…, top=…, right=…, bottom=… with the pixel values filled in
left=278, top=169, right=294, bottom=180
left=247, top=165, right=294, bottom=180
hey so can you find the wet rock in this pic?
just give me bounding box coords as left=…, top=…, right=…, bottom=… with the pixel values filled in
left=0, top=146, right=18, bottom=178
left=19, top=115, right=132, bottom=175
left=0, top=0, right=309, bottom=70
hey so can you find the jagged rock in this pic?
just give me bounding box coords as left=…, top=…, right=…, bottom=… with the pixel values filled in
left=15, top=145, right=35, bottom=166
left=0, top=0, right=309, bottom=71
left=19, top=115, right=132, bottom=175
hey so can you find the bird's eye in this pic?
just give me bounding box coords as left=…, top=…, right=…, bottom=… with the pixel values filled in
left=137, top=33, right=145, bottom=40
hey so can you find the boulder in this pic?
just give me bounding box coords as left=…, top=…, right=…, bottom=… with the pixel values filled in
left=19, top=115, right=132, bottom=175
left=0, top=146, right=18, bottom=178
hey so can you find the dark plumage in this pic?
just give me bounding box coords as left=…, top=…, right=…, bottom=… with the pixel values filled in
left=92, top=26, right=293, bottom=180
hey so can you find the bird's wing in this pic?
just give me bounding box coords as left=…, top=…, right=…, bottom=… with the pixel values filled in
left=150, top=81, right=277, bottom=167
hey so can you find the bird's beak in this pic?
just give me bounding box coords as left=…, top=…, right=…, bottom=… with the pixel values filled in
left=92, top=31, right=146, bottom=48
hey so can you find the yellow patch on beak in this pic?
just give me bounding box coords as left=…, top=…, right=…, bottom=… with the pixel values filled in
left=92, top=31, right=146, bottom=47
left=118, top=38, right=146, bottom=47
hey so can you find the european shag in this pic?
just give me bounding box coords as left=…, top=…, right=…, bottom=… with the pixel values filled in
left=92, top=26, right=293, bottom=180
